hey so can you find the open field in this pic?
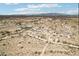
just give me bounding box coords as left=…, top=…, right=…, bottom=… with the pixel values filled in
left=0, top=16, right=79, bottom=56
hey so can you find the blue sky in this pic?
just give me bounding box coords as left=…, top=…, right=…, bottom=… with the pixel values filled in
left=0, top=3, right=78, bottom=15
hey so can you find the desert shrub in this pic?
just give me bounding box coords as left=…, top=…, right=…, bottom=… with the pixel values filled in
left=50, top=50, right=53, bottom=53
left=2, top=43, right=6, bottom=46
left=20, top=46, right=24, bottom=49
left=0, top=38, right=3, bottom=41
left=28, top=42, right=31, bottom=44
left=0, top=31, right=11, bottom=36
left=34, top=51, right=41, bottom=55
left=0, top=51, right=7, bottom=56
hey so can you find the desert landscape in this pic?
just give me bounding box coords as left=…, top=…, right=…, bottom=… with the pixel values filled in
left=0, top=15, right=79, bottom=56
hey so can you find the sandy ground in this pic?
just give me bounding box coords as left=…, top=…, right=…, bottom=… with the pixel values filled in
left=0, top=17, right=79, bottom=56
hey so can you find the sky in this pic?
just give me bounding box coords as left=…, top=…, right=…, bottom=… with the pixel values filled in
left=0, top=3, right=78, bottom=15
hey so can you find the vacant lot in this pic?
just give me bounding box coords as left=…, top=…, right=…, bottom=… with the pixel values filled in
left=0, top=16, right=79, bottom=56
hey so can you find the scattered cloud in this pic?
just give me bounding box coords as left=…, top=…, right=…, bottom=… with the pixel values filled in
left=7, top=11, right=49, bottom=15
left=59, top=9, right=78, bottom=15
left=66, top=9, right=78, bottom=15
left=4, top=3, right=19, bottom=5
left=14, top=4, right=60, bottom=11
left=13, top=4, right=61, bottom=15
left=15, top=8, right=40, bottom=11
left=27, top=4, right=61, bottom=8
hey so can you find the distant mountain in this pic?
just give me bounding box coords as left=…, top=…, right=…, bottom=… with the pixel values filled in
left=0, top=13, right=78, bottom=17
left=26, top=13, right=78, bottom=17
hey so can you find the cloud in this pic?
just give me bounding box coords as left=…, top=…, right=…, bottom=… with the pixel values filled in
left=13, top=4, right=61, bottom=14
left=15, top=8, right=40, bottom=11
left=66, top=9, right=78, bottom=15
left=7, top=11, right=49, bottom=15
left=14, top=4, right=60, bottom=11
left=27, top=4, right=61, bottom=8
left=59, top=9, right=78, bottom=15
left=24, top=11, right=49, bottom=14
left=4, top=3, right=19, bottom=5
left=2, top=9, right=78, bottom=15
